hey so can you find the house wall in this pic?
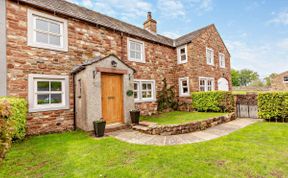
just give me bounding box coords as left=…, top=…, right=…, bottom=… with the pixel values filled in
left=6, top=0, right=176, bottom=134
left=175, top=25, right=231, bottom=107
left=271, top=71, right=288, bottom=91
left=74, top=56, right=135, bottom=131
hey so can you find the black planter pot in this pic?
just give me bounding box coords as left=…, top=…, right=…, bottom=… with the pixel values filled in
left=93, top=121, right=106, bottom=137
left=130, top=110, right=140, bottom=124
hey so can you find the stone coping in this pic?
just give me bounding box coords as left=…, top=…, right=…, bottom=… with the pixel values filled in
left=132, top=113, right=236, bottom=135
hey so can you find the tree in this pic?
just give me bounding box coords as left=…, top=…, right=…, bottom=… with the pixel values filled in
left=231, top=69, right=240, bottom=86
left=238, top=69, right=259, bottom=86
left=231, top=69, right=259, bottom=86
left=264, top=73, right=278, bottom=86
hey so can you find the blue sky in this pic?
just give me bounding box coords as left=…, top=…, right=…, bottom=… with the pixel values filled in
left=68, top=0, right=288, bottom=78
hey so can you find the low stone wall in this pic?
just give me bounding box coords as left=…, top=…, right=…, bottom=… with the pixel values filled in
left=133, top=113, right=236, bottom=135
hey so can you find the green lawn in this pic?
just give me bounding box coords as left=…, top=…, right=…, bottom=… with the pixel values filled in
left=1, top=122, right=288, bottom=177
left=140, top=111, right=227, bottom=125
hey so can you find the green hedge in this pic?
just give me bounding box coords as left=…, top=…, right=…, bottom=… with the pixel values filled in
left=191, top=91, right=234, bottom=112
left=258, top=92, right=288, bottom=121
left=0, top=97, right=27, bottom=161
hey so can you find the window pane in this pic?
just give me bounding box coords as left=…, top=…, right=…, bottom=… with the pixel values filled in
left=180, top=48, right=185, bottom=54
left=284, top=76, right=288, bottom=82
left=183, top=87, right=188, bottom=93
left=36, top=32, right=49, bottom=44
left=49, top=35, right=61, bottom=46
left=147, top=84, right=152, bottom=89
left=37, top=81, right=49, bottom=91
left=36, top=19, right=49, bottom=31
left=135, top=43, right=141, bottom=51
left=134, top=92, right=138, bottom=99
left=135, top=52, right=141, bottom=59
left=147, top=91, right=152, bottom=98
left=142, top=91, right=147, bottom=98
left=134, top=83, right=138, bottom=90
left=37, top=94, right=50, bottom=105
left=51, top=81, right=62, bottom=91
left=142, top=83, right=147, bottom=90
left=49, top=22, right=60, bottom=34
left=200, top=86, right=205, bottom=91
left=130, top=42, right=136, bottom=50
left=181, top=55, right=186, bottom=61
left=182, top=80, right=187, bottom=86
left=130, top=51, right=136, bottom=59
left=51, top=94, right=62, bottom=104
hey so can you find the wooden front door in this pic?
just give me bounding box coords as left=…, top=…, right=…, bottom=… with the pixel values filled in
left=101, top=73, right=124, bottom=124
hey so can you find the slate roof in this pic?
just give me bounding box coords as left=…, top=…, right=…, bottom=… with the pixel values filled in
left=71, top=54, right=137, bottom=74
left=17, top=0, right=213, bottom=47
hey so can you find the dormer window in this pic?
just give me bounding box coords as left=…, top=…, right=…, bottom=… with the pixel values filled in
left=177, top=45, right=188, bottom=64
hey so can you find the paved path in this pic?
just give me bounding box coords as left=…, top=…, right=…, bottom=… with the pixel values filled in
left=107, top=119, right=261, bottom=146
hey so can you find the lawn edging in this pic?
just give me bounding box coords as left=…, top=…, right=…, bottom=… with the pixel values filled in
left=133, top=112, right=236, bottom=135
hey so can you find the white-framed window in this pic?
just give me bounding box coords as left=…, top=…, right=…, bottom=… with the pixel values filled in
left=219, top=53, right=225, bottom=68
left=177, top=45, right=188, bottom=64
left=199, top=77, right=214, bottom=92
left=179, top=77, right=190, bottom=96
left=127, top=38, right=145, bottom=63
left=133, top=80, right=156, bottom=102
left=27, top=9, right=68, bottom=51
left=28, top=74, right=69, bottom=112
left=284, top=76, right=288, bottom=83
left=206, top=47, right=214, bottom=65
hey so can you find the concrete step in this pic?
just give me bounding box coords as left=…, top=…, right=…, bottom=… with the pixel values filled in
left=132, top=125, right=150, bottom=131
left=105, top=123, right=129, bottom=133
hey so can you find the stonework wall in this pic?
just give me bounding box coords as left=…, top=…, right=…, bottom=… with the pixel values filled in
left=6, top=1, right=231, bottom=135
left=271, top=71, right=288, bottom=91
left=6, top=1, right=176, bottom=134
left=133, top=113, right=236, bottom=135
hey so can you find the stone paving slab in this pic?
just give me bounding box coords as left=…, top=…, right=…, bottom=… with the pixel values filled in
left=106, top=118, right=261, bottom=146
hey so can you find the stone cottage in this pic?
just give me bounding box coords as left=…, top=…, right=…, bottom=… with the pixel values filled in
left=0, top=0, right=232, bottom=134
left=271, top=71, right=288, bottom=91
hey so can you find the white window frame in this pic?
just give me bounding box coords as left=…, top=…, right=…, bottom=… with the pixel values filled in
left=28, top=74, right=69, bottom=112
left=177, top=45, right=188, bottom=64
left=199, top=77, right=215, bottom=92
left=206, top=47, right=214, bottom=65
left=179, top=77, right=190, bottom=97
left=127, top=38, right=145, bottom=63
left=219, top=53, right=225, bottom=68
left=134, top=79, right=156, bottom=103
left=27, top=9, right=68, bottom=52
left=284, top=76, right=288, bottom=83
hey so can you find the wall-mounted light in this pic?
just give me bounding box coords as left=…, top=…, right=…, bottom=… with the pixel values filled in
left=111, top=60, right=117, bottom=68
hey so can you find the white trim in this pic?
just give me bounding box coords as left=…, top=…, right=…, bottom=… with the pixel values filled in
left=27, top=9, right=68, bottom=52
left=178, top=77, right=190, bottom=97
left=0, top=0, right=7, bottom=96
left=127, top=38, right=145, bottom=63
left=206, top=47, right=214, bottom=66
left=28, top=74, right=70, bottom=112
left=219, top=53, right=225, bottom=68
left=199, top=77, right=215, bottom=92
left=177, top=45, right=188, bottom=64
left=133, top=79, right=156, bottom=103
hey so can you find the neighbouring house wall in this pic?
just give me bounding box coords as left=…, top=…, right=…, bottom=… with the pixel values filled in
left=6, top=1, right=176, bottom=134
left=74, top=56, right=135, bottom=131
left=271, top=71, right=288, bottom=91
left=0, top=0, right=7, bottom=96
left=175, top=25, right=231, bottom=108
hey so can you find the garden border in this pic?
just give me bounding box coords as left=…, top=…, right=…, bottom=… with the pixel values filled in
left=132, top=113, right=236, bottom=135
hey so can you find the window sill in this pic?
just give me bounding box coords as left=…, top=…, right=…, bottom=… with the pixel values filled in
left=128, top=58, right=146, bottom=63
left=134, top=99, right=156, bottom=103
left=28, top=43, right=68, bottom=52
left=179, top=94, right=191, bottom=97
left=178, top=61, right=188, bottom=64
left=29, top=105, right=70, bottom=113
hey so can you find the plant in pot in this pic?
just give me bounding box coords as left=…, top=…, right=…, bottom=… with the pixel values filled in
left=130, top=110, right=140, bottom=124
left=93, top=119, right=106, bottom=137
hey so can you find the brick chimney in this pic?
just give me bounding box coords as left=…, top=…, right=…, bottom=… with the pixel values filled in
left=143, top=12, right=157, bottom=33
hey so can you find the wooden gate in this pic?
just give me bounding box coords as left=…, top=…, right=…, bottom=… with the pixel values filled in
left=237, top=104, right=258, bottom=118
left=235, top=94, right=258, bottom=119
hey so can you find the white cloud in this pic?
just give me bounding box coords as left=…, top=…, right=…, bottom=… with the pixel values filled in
left=157, top=0, right=186, bottom=18
left=277, top=38, right=288, bottom=50
left=268, top=10, right=288, bottom=25
left=226, top=40, right=288, bottom=77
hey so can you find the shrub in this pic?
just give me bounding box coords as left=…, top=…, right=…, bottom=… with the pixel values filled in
left=258, top=92, right=288, bottom=121
left=0, top=97, right=27, bottom=162
left=192, top=91, right=234, bottom=112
